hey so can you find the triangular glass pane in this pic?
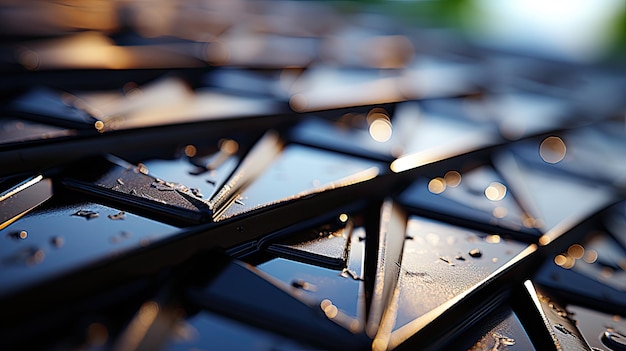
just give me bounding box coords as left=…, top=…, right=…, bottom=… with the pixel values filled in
left=257, top=221, right=367, bottom=329
left=493, top=148, right=616, bottom=233
left=164, top=310, right=323, bottom=351
left=567, top=304, right=626, bottom=351
left=216, top=143, right=383, bottom=220
left=187, top=258, right=369, bottom=350
left=399, top=165, right=540, bottom=239
left=266, top=218, right=352, bottom=269
left=438, top=306, right=535, bottom=350
left=391, top=216, right=530, bottom=333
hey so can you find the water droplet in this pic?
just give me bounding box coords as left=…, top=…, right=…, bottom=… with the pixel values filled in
left=404, top=271, right=434, bottom=283
left=469, top=249, right=482, bottom=258
left=291, top=279, right=317, bottom=291
left=340, top=268, right=363, bottom=281
left=205, top=179, right=216, bottom=185
left=111, top=231, right=132, bottom=244
left=135, top=163, right=149, bottom=175
left=492, top=257, right=499, bottom=263
left=405, top=235, right=414, bottom=240
left=554, top=324, right=575, bottom=336
left=493, top=333, right=516, bottom=348
left=116, top=178, right=125, bottom=185
left=151, top=181, right=175, bottom=191
left=338, top=213, right=349, bottom=223
left=141, top=193, right=167, bottom=204
left=50, top=236, right=64, bottom=248
left=73, top=210, right=99, bottom=219
left=7, top=230, right=28, bottom=240
left=94, top=120, right=105, bottom=131
left=107, top=211, right=126, bottom=220
left=188, top=167, right=206, bottom=176
left=191, top=188, right=203, bottom=198
left=485, top=235, right=501, bottom=244
left=3, top=246, right=45, bottom=266
left=439, top=257, right=455, bottom=266
left=455, top=255, right=466, bottom=261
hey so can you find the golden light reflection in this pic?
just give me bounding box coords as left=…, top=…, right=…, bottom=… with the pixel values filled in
left=289, top=93, right=307, bottom=112
left=567, top=244, right=585, bottom=259
left=539, top=235, right=551, bottom=246
left=485, top=235, right=501, bottom=244
left=428, top=177, right=446, bottom=194
left=136, top=163, right=149, bottom=175
left=94, top=120, right=105, bottom=131
left=485, top=182, right=507, bottom=201
left=320, top=299, right=338, bottom=319
left=339, top=213, right=349, bottom=223
left=184, top=145, right=197, bottom=158
left=559, top=255, right=575, bottom=269
left=369, top=119, right=393, bottom=142
left=444, top=171, right=462, bottom=187
left=583, top=249, right=598, bottom=263
left=554, top=254, right=567, bottom=266
left=540, top=136, right=567, bottom=164
left=390, top=153, right=429, bottom=173
left=493, top=206, right=508, bottom=218
left=349, top=320, right=361, bottom=333
left=601, top=267, right=614, bottom=278
left=138, top=301, right=160, bottom=326
left=372, top=337, right=388, bottom=351
left=367, top=108, right=392, bottom=143
left=523, top=216, right=535, bottom=228
left=29, top=32, right=135, bottom=70
left=219, top=139, right=239, bottom=154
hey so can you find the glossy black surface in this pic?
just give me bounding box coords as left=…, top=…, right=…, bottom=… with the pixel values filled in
left=1, top=1, right=626, bottom=350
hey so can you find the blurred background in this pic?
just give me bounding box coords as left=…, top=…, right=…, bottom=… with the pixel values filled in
left=2, top=1, right=626, bottom=351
